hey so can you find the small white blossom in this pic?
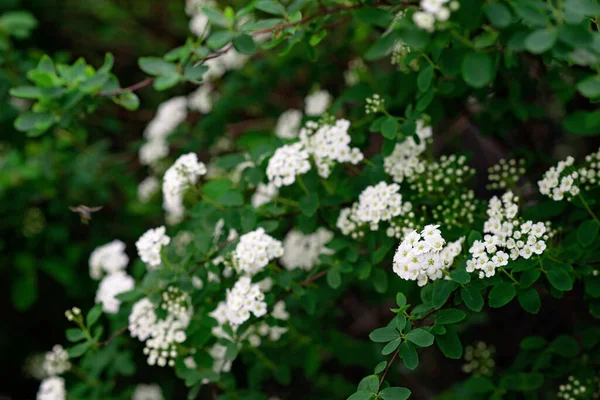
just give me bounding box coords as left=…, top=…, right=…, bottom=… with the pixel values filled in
left=37, top=376, right=66, bottom=400
left=163, top=153, right=207, bottom=224
left=232, top=228, right=284, bottom=275
left=189, top=11, right=209, bottom=37
left=266, top=142, right=311, bottom=187
left=210, top=276, right=267, bottom=329
left=187, top=83, right=213, bottom=114
left=138, top=176, right=160, bottom=203
left=132, top=383, right=164, bottom=400
left=42, top=345, right=70, bottom=376
left=88, top=240, right=129, bottom=280
left=280, top=228, right=334, bottom=271
left=384, top=119, right=432, bottom=183
left=304, top=90, right=332, bottom=116
left=95, top=271, right=135, bottom=314
left=136, top=226, right=171, bottom=269
left=271, top=301, right=289, bottom=320
left=275, top=109, right=303, bottom=139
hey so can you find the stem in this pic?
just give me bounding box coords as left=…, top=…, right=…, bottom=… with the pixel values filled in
left=362, top=158, right=377, bottom=168
left=578, top=193, right=600, bottom=224
left=202, top=194, right=226, bottom=211
left=378, top=350, right=399, bottom=390
left=275, top=196, right=299, bottom=207
left=99, top=78, right=155, bottom=97
left=297, top=175, right=310, bottom=194
left=321, top=179, right=334, bottom=194
left=499, top=267, right=519, bottom=285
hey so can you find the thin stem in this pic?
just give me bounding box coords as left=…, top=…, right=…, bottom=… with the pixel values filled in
left=99, top=78, right=155, bottom=97
left=297, top=175, right=310, bottom=195
left=202, top=194, right=226, bottom=211
left=321, top=179, right=334, bottom=194
left=578, top=193, right=600, bottom=224
left=362, top=158, right=376, bottom=168
left=378, top=350, right=399, bottom=389
left=499, top=267, right=519, bottom=285
left=275, top=196, right=299, bottom=207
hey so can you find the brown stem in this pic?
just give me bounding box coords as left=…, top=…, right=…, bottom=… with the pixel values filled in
left=99, top=77, right=155, bottom=97
left=98, top=325, right=129, bottom=347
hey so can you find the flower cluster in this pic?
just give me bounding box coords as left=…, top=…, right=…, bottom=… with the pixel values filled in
left=430, top=190, right=477, bottom=229
left=462, top=341, right=495, bottom=376
left=365, top=94, right=384, bottom=114
left=138, top=176, right=160, bottom=203
left=95, top=270, right=135, bottom=314
left=406, top=154, right=474, bottom=194
left=392, top=225, right=460, bottom=286
left=538, top=156, right=580, bottom=201
left=133, top=383, right=164, bottom=400
left=136, top=226, right=171, bottom=269
left=188, top=83, right=214, bottom=114
left=37, top=376, right=66, bottom=400
left=391, top=40, right=411, bottom=70
left=280, top=228, right=334, bottom=271
left=129, top=288, right=193, bottom=367
left=232, top=228, right=284, bottom=275
left=384, top=118, right=432, bottom=183
left=42, top=345, right=70, bottom=376
left=251, top=182, right=278, bottom=208
left=467, top=192, right=549, bottom=278
left=299, top=118, right=363, bottom=178
left=413, top=0, right=460, bottom=32
left=210, top=276, right=267, bottom=330
left=275, top=109, right=303, bottom=139
left=557, top=376, right=598, bottom=400
left=579, top=147, right=600, bottom=191
left=487, top=158, right=526, bottom=190
left=304, top=89, right=332, bottom=116
left=139, top=97, right=188, bottom=166
left=162, top=152, right=207, bottom=224
left=337, top=182, right=411, bottom=237
left=266, top=142, right=311, bottom=187
left=88, top=239, right=129, bottom=280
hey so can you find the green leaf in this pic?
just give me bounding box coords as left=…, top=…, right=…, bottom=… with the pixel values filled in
left=355, top=8, right=394, bottom=27
left=467, top=230, right=482, bottom=246
left=381, top=117, right=398, bottom=140
left=417, top=65, right=434, bottom=92
left=374, top=361, right=387, bottom=374
left=370, top=326, right=400, bottom=343
left=435, top=308, right=466, bottom=325
left=326, top=268, right=342, bottom=289
left=461, top=52, right=495, bottom=88
left=365, top=32, right=398, bottom=60
left=153, top=74, right=180, bottom=91
left=14, top=111, right=55, bottom=135
left=9, top=86, right=42, bottom=99
left=255, top=0, right=285, bottom=16
left=436, top=328, right=463, bottom=359
left=524, top=29, right=556, bottom=54
left=201, top=7, right=230, bottom=28
left=399, top=341, right=418, bottom=370
left=116, top=91, right=140, bottom=111
left=405, top=328, right=434, bottom=347
left=461, top=286, right=484, bottom=311
left=66, top=328, right=87, bottom=342
left=557, top=24, right=593, bottom=48
left=484, top=2, right=512, bottom=27
left=225, top=341, right=239, bottom=361
left=547, top=267, right=574, bottom=292
left=466, top=376, right=495, bottom=393
left=68, top=341, right=92, bottom=358
left=347, top=391, right=373, bottom=400
left=512, top=3, right=549, bottom=27
left=299, top=193, right=319, bottom=217
left=520, top=269, right=541, bottom=288
left=395, top=314, right=407, bottom=332
left=379, top=387, right=411, bottom=400
left=577, top=76, right=600, bottom=99
left=549, top=335, right=579, bottom=357
left=564, top=110, right=600, bottom=136
left=382, top=337, right=402, bottom=355
left=365, top=374, right=379, bottom=393
left=396, top=292, right=407, bottom=307
left=218, top=191, right=244, bottom=206
left=233, top=33, right=257, bottom=55
left=86, top=303, right=103, bottom=327
left=520, top=336, right=546, bottom=350
left=518, top=287, right=541, bottom=314
left=432, top=280, right=458, bottom=309
left=0, top=11, right=38, bottom=38
left=138, top=57, right=177, bottom=76
left=373, top=269, right=388, bottom=294
left=207, top=30, right=236, bottom=49
left=183, top=64, right=208, bottom=82
left=488, top=282, right=516, bottom=308
left=450, top=269, right=471, bottom=284
left=577, top=220, right=599, bottom=246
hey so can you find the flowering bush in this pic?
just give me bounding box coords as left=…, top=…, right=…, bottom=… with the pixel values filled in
left=6, top=0, right=600, bottom=399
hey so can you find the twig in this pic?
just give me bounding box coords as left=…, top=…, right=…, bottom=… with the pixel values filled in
left=99, top=77, right=155, bottom=97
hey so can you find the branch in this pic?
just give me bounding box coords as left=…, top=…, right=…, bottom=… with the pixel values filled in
left=99, top=77, right=155, bottom=97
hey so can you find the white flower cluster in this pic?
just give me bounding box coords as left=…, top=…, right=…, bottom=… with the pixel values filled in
left=280, top=228, right=334, bottom=271
left=266, top=142, right=311, bottom=187
left=299, top=118, right=363, bottom=178
left=557, top=376, right=597, bottom=400
left=162, top=153, right=207, bottom=224
left=139, top=97, right=188, bottom=166
left=393, top=225, right=461, bottom=286
left=204, top=48, right=249, bottom=81
left=462, top=341, right=495, bottom=376
left=384, top=119, right=432, bottom=183
left=209, top=343, right=232, bottom=373
left=136, top=226, right=171, bottom=269
left=95, top=270, right=135, bottom=314
left=406, top=154, right=474, bottom=194
left=487, top=158, right=526, bottom=190
left=275, top=109, right=303, bottom=139
left=538, top=156, right=580, bottom=201
left=337, top=182, right=411, bottom=237
left=391, top=40, right=411, bottom=69
left=413, top=0, right=460, bottom=32
left=37, top=376, right=65, bottom=400
left=188, top=83, right=214, bottom=114
left=579, top=147, right=600, bottom=191
left=365, top=94, right=384, bottom=114
left=251, top=182, right=278, bottom=208
left=88, top=239, right=129, bottom=280
left=467, top=192, right=549, bottom=278
left=305, top=90, right=332, bottom=116
left=210, top=276, right=267, bottom=329
left=132, top=383, right=164, bottom=400
left=138, top=176, right=160, bottom=203
left=232, top=228, right=284, bottom=275
left=129, top=288, right=193, bottom=367
left=42, top=345, right=70, bottom=376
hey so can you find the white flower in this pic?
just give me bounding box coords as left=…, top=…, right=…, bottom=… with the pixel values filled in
left=266, top=142, right=311, bottom=187
left=37, top=376, right=65, bottom=400
left=251, top=182, right=278, bottom=208
left=232, top=228, right=284, bottom=275
left=209, top=343, right=232, bottom=373
left=354, top=182, right=406, bottom=230
left=132, top=383, right=164, bottom=400
left=144, top=97, right=188, bottom=142
left=413, top=11, right=435, bottom=32
left=189, top=12, right=209, bottom=37
left=138, top=176, right=160, bottom=203
left=271, top=301, right=289, bottom=320
left=139, top=139, right=169, bottom=166
left=187, top=83, right=213, bottom=113
left=304, top=90, right=332, bottom=116
left=89, top=240, right=129, bottom=280
left=211, top=276, right=267, bottom=328
left=384, top=119, right=431, bottom=183
left=95, top=271, right=135, bottom=314
left=280, top=228, right=334, bottom=271
left=42, top=345, right=70, bottom=376
left=162, top=153, right=207, bottom=224
left=136, top=226, right=170, bottom=269
left=185, top=0, right=215, bottom=16
left=275, top=109, right=303, bottom=139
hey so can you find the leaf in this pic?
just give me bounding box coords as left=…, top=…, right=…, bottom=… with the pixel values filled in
left=373, top=269, right=388, bottom=294
left=86, top=303, right=103, bottom=327
left=461, top=52, right=495, bottom=88
left=379, top=387, right=411, bottom=400
left=374, top=361, right=387, bottom=374
left=201, top=7, right=230, bottom=28
left=255, top=0, right=285, bottom=16
left=399, top=341, right=418, bottom=370
left=577, top=220, right=599, bottom=247
left=233, top=33, right=257, bottom=55
left=435, top=308, right=466, bottom=325
left=117, top=91, right=140, bottom=111
left=382, top=337, right=402, bottom=355
left=518, top=287, right=541, bottom=314
left=524, top=29, right=556, bottom=54
left=577, top=76, right=600, bottom=99
left=326, top=268, right=342, bottom=289
left=450, top=269, right=471, bottom=284
left=549, top=335, right=579, bottom=357
left=66, top=329, right=87, bottom=342
left=347, top=391, right=373, bottom=400
left=183, top=64, right=208, bottom=82
left=519, top=269, right=541, bottom=288
left=557, top=24, right=593, bottom=48
left=417, top=64, right=434, bottom=92
left=520, top=336, right=546, bottom=350
left=467, top=230, right=482, bottom=246
left=14, top=111, right=55, bottom=135
left=138, top=57, right=177, bottom=76
left=484, top=2, right=512, bottom=27
left=488, top=282, right=516, bottom=308
left=461, top=286, right=484, bottom=311
left=432, top=280, right=458, bottom=309
left=381, top=117, right=398, bottom=139
left=299, top=193, right=319, bottom=217
left=365, top=32, right=398, bottom=60
left=225, top=341, right=239, bottom=361
left=512, top=3, right=549, bottom=27
left=547, top=267, right=574, bottom=291
left=396, top=292, right=407, bottom=307
left=206, top=30, right=235, bottom=49
left=9, top=86, right=42, bottom=99
left=405, top=328, right=434, bottom=347
left=218, top=191, right=244, bottom=206
left=370, top=327, right=400, bottom=343
left=356, top=8, right=394, bottom=27
left=466, top=376, right=495, bottom=393
left=153, top=74, right=180, bottom=91
left=68, top=341, right=92, bottom=358
left=436, top=328, right=463, bottom=359
left=395, top=314, right=407, bottom=332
